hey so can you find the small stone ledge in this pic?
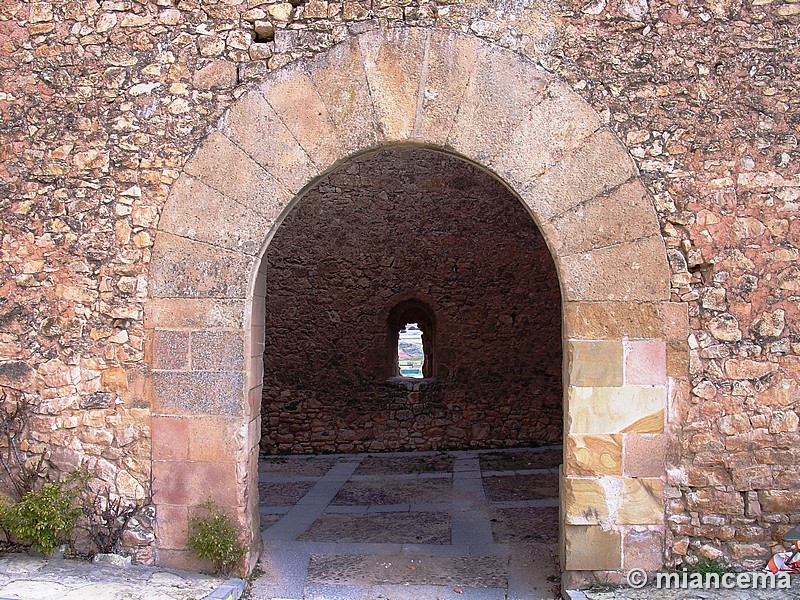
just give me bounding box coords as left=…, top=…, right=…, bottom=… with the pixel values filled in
left=384, top=376, right=437, bottom=391
left=203, top=578, right=246, bottom=600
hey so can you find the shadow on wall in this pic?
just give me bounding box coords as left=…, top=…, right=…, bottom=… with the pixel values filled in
left=261, top=147, right=562, bottom=454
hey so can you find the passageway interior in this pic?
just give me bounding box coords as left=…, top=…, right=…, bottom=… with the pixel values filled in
left=255, top=148, right=563, bottom=598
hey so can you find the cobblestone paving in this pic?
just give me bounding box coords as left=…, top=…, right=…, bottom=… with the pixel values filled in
left=252, top=447, right=562, bottom=600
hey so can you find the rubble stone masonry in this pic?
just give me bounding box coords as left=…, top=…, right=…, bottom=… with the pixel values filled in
left=0, top=0, right=798, bottom=573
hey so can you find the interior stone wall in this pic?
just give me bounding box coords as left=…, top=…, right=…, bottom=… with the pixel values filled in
left=261, top=148, right=563, bottom=454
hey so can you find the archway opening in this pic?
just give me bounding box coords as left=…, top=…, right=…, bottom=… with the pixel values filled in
left=257, top=147, right=563, bottom=597
left=148, top=26, right=672, bottom=589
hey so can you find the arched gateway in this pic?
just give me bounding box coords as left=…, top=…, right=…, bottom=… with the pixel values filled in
left=147, top=27, right=680, bottom=587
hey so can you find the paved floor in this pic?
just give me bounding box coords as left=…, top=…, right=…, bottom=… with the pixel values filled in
left=250, top=446, right=562, bottom=600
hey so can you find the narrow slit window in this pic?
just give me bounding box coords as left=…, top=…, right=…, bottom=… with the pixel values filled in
left=398, top=323, right=424, bottom=378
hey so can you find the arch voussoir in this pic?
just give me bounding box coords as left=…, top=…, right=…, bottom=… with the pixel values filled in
left=358, top=27, right=428, bottom=142
left=301, top=37, right=382, bottom=157
left=160, top=174, right=268, bottom=256
left=415, top=29, right=481, bottom=146
left=224, top=90, right=320, bottom=196
left=494, top=80, right=602, bottom=193
left=259, top=65, right=346, bottom=172
left=446, top=43, right=550, bottom=174
left=517, top=128, right=638, bottom=226
left=543, top=180, right=661, bottom=258
left=184, top=130, right=290, bottom=219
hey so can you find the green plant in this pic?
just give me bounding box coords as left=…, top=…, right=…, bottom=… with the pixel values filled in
left=687, top=558, right=732, bottom=575
left=187, top=500, right=245, bottom=575
left=0, top=473, right=83, bottom=555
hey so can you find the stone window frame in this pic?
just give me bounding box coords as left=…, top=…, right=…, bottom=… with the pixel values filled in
left=386, top=299, right=436, bottom=379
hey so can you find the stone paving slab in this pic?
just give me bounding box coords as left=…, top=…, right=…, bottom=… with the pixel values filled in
left=330, top=477, right=453, bottom=506
left=306, top=554, right=508, bottom=588
left=483, top=473, right=559, bottom=502
left=259, top=481, right=317, bottom=504
left=260, top=456, right=338, bottom=477
left=491, top=506, right=559, bottom=544
left=479, top=448, right=563, bottom=472
left=297, top=512, right=451, bottom=544
left=0, top=553, right=223, bottom=600
left=353, top=453, right=455, bottom=476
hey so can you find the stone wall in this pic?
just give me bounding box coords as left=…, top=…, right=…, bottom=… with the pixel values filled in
left=0, top=0, right=798, bottom=572
left=261, top=148, right=563, bottom=454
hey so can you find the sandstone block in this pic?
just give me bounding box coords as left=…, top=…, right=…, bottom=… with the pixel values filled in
left=559, top=235, right=671, bottom=302
left=563, top=477, right=611, bottom=525
left=563, top=525, right=622, bottom=570
left=153, top=548, right=213, bottom=573
left=303, top=37, right=381, bottom=155
left=448, top=44, right=549, bottom=172
left=260, top=65, right=344, bottom=172
left=545, top=181, right=659, bottom=257
left=618, top=478, right=663, bottom=525
left=417, top=30, right=481, bottom=146
left=154, top=504, right=188, bottom=550
left=565, top=434, right=622, bottom=476
left=491, top=79, right=602, bottom=193
left=183, top=131, right=290, bottom=220
left=225, top=91, right=319, bottom=196
left=623, top=527, right=665, bottom=571
left=567, top=386, right=665, bottom=434
left=160, top=174, right=268, bottom=256
left=663, top=302, right=689, bottom=342
left=563, top=302, right=664, bottom=339
left=358, top=28, right=427, bottom=141
left=666, top=341, right=689, bottom=380
left=152, top=460, right=239, bottom=507
left=519, top=129, right=637, bottom=223
left=152, top=370, right=244, bottom=416
left=151, top=416, right=189, bottom=461
left=150, top=232, right=253, bottom=299
left=188, top=417, right=243, bottom=462
left=567, top=340, right=623, bottom=387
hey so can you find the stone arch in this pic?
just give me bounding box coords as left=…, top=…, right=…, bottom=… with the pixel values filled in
left=146, top=27, right=677, bottom=584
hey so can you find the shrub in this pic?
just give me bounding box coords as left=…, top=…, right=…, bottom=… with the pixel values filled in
left=187, top=500, right=245, bottom=575
left=73, top=484, right=152, bottom=558
left=0, top=474, right=83, bottom=555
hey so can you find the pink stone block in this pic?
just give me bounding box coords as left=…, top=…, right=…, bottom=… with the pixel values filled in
left=151, top=416, right=188, bottom=461
left=152, top=461, right=239, bottom=507
left=155, top=504, right=188, bottom=550
left=624, top=340, right=667, bottom=385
